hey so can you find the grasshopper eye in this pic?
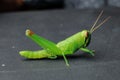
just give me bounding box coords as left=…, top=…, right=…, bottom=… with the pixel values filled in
left=85, top=31, right=89, bottom=38
left=84, top=31, right=91, bottom=47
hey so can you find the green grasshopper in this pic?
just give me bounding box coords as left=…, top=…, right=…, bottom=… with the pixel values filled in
left=19, top=10, right=110, bottom=66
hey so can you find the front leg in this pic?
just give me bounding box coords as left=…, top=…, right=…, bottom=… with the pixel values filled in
left=80, top=48, right=95, bottom=56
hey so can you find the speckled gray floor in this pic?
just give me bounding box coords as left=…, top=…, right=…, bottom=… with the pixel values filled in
left=0, top=7, right=120, bottom=80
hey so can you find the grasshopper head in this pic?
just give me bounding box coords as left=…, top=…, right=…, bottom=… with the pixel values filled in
left=83, top=10, right=111, bottom=47
left=82, top=30, right=91, bottom=47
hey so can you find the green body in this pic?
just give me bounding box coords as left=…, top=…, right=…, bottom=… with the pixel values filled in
left=20, top=30, right=94, bottom=59
left=56, top=30, right=87, bottom=55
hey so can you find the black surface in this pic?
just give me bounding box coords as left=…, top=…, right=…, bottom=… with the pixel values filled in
left=0, top=8, right=120, bottom=80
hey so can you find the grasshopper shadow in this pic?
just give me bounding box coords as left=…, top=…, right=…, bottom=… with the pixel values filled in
left=57, top=53, right=95, bottom=60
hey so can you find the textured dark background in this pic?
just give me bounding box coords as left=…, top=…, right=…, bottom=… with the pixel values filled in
left=0, top=8, right=120, bottom=80
left=65, top=0, right=120, bottom=9
left=1, top=0, right=120, bottom=12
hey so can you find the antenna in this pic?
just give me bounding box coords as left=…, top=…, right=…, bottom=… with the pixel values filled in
left=90, top=10, right=103, bottom=33
left=91, top=16, right=111, bottom=33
